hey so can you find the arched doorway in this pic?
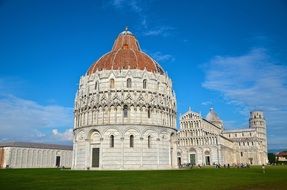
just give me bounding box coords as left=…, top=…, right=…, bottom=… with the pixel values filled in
left=177, top=151, right=182, bottom=167
left=189, top=148, right=196, bottom=165
left=89, top=130, right=101, bottom=168
left=204, top=150, right=211, bottom=165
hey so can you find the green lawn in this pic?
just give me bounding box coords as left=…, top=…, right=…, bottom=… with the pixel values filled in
left=0, top=166, right=287, bottom=190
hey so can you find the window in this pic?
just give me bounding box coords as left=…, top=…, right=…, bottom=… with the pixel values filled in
left=235, top=134, right=237, bottom=137
left=148, top=136, right=151, bottom=148
left=127, top=78, right=132, bottom=88
left=110, top=135, right=114, bottom=148
left=143, top=79, right=147, bottom=89
left=148, top=107, right=151, bottom=118
left=157, top=82, right=160, bottom=90
left=130, top=135, right=134, bottom=148
left=241, top=152, right=243, bottom=157
left=95, top=82, right=98, bottom=90
left=242, top=133, right=244, bottom=137
left=123, top=105, right=128, bottom=118
left=110, top=79, right=115, bottom=89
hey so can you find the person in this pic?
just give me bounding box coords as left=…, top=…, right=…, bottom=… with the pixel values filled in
left=262, top=164, right=265, bottom=174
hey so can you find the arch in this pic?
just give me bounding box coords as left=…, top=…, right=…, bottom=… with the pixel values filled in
left=123, top=127, right=141, bottom=136
left=87, top=129, right=102, bottom=143
left=189, top=148, right=196, bottom=153
left=102, top=127, right=123, bottom=137
left=204, top=150, right=211, bottom=155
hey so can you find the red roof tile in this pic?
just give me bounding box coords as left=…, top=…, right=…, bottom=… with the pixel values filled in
left=87, top=30, right=164, bottom=75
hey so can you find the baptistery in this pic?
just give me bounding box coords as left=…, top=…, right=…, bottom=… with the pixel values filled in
left=72, top=29, right=177, bottom=170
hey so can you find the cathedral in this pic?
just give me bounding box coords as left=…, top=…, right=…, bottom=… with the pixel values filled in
left=177, top=108, right=268, bottom=166
left=72, top=29, right=268, bottom=170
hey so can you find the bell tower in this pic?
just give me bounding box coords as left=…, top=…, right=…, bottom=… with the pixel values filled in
left=249, top=111, right=268, bottom=164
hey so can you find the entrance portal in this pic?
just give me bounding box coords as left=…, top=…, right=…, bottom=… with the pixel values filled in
left=205, top=156, right=210, bottom=165
left=92, top=148, right=100, bottom=168
left=177, top=157, right=181, bottom=167
left=190, top=154, right=196, bottom=165
left=56, top=156, right=61, bottom=167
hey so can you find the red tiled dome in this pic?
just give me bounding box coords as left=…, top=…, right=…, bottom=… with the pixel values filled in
left=87, top=30, right=164, bottom=75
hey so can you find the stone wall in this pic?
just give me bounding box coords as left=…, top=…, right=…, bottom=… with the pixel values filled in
left=4, top=147, right=72, bottom=168
left=73, top=125, right=177, bottom=170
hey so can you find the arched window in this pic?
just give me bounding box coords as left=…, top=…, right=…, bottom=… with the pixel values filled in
left=130, top=135, right=134, bottom=148
left=123, top=105, right=128, bottom=118
left=110, top=135, right=114, bottom=148
left=157, top=82, right=160, bottom=90
left=110, top=79, right=115, bottom=89
left=127, top=78, right=132, bottom=88
left=148, top=135, right=151, bottom=148
left=143, top=79, right=147, bottom=89
left=95, top=81, right=98, bottom=90
left=148, top=107, right=151, bottom=118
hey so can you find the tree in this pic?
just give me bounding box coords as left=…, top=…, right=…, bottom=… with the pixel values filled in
left=268, top=153, right=276, bottom=164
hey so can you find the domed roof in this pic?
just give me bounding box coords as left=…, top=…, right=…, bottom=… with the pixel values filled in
left=87, top=29, right=164, bottom=75
left=206, top=108, right=223, bottom=128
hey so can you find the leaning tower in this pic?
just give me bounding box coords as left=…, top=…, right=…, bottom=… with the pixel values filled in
left=249, top=111, right=268, bottom=164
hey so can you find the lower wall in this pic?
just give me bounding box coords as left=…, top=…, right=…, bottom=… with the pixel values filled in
left=5, top=147, right=72, bottom=168
left=72, top=125, right=178, bottom=170
left=0, top=148, right=4, bottom=168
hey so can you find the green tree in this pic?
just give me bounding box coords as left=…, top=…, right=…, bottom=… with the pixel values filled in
left=268, top=153, right=276, bottom=164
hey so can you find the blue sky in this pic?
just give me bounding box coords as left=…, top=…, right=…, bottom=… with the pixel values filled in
left=0, top=0, right=286, bottom=149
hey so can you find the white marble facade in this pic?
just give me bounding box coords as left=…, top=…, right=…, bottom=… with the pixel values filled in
left=72, top=29, right=268, bottom=170
left=0, top=143, right=72, bottom=168
left=177, top=109, right=268, bottom=166
left=72, top=30, right=177, bottom=170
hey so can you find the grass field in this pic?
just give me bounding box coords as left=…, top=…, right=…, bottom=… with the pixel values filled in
left=0, top=166, right=287, bottom=190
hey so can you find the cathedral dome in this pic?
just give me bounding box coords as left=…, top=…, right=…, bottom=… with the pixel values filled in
left=87, top=29, right=164, bottom=75
left=206, top=108, right=223, bottom=128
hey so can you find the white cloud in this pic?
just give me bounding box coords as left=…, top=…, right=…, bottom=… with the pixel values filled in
left=109, top=0, right=174, bottom=37
left=202, top=48, right=287, bottom=149
left=201, top=101, right=213, bottom=106
left=111, top=0, right=142, bottom=13
left=0, top=94, right=73, bottom=143
left=151, top=51, right=175, bottom=62
left=52, top=129, right=73, bottom=141
left=143, top=26, right=174, bottom=37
